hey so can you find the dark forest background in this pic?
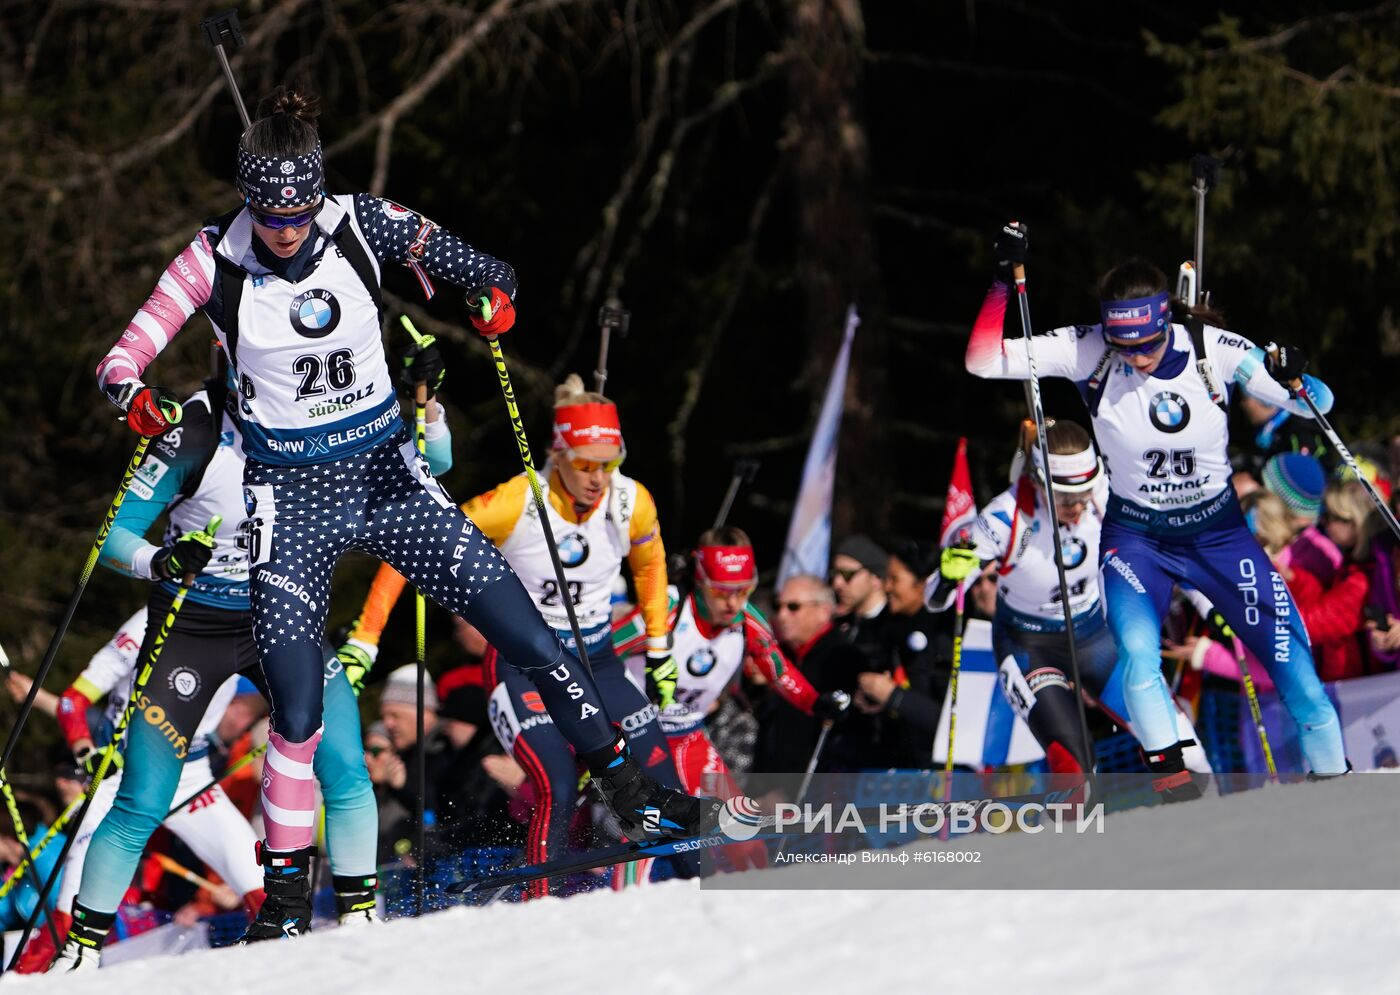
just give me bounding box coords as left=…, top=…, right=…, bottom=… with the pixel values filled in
left=2, top=0, right=1397, bottom=768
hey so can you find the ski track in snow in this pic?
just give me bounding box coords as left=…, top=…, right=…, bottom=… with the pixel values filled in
left=18, top=776, right=1399, bottom=994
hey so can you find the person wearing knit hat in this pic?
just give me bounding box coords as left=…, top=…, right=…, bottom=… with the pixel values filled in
left=831, top=535, right=892, bottom=672
left=1262, top=452, right=1326, bottom=529
left=379, top=665, right=439, bottom=753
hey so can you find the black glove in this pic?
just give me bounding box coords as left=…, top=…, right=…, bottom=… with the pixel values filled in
left=151, top=530, right=216, bottom=581
left=1204, top=610, right=1237, bottom=645
left=74, top=745, right=122, bottom=777
left=812, top=689, right=852, bottom=721
left=400, top=340, right=446, bottom=397
left=644, top=653, right=679, bottom=709
left=993, top=221, right=1027, bottom=282
left=1264, top=342, right=1308, bottom=386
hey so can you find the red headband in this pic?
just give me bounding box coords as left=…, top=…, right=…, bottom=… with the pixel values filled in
left=553, top=402, right=623, bottom=450
left=696, top=545, right=757, bottom=590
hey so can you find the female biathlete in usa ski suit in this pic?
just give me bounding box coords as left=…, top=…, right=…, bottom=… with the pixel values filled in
left=614, top=528, right=848, bottom=871
left=966, top=225, right=1347, bottom=797
left=347, top=376, right=706, bottom=896
left=90, top=88, right=716, bottom=941
left=926, top=421, right=1210, bottom=782
left=50, top=371, right=446, bottom=970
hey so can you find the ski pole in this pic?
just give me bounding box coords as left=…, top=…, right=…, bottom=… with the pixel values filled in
left=0, top=775, right=63, bottom=952
left=0, top=796, right=83, bottom=902
left=400, top=315, right=432, bottom=917
left=770, top=706, right=846, bottom=861
left=1279, top=371, right=1400, bottom=543
left=594, top=299, right=631, bottom=396
left=712, top=458, right=760, bottom=532
left=942, top=580, right=967, bottom=785
left=200, top=9, right=252, bottom=130
left=1208, top=613, right=1277, bottom=780
left=473, top=297, right=595, bottom=678
left=153, top=852, right=223, bottom=893
left=0, top=429, right=172, bottom=785
left=6, top=517, right=217, bottom=971
left=1010, top=232, right=1097, bottom=803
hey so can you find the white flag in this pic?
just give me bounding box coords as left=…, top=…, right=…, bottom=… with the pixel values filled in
left=777, top=305, right=859, bottom=588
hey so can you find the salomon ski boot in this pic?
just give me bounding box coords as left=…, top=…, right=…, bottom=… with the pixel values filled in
left=48, top=902, right=113, bottom=973
left=582, top=734, right=722, bottom=840
left=238, top=843, right=315, bottom=942
left=333, top=873, right=379, bottom=927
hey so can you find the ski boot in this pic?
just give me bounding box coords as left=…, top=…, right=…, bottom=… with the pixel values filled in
left=333, top=873, right=379, bottom=927
left=1307, top=760, right=1354, bottom=781
left=238, top=843, right=315, bottom=942
left=582, top=734, right=722, bottom=840
left=47, top=902, right=113, bottom=973
left=1144, top=741, right=1205, bottom=803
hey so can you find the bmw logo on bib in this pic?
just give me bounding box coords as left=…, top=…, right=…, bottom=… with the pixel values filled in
left=687, top=647, right=717, bottom=677
left=1061, top=536, right=1087, bottom=569
left=1148, top=391, right=1189, bottom=434
left=558, top=532, right=590, bottom=567
left=289, top=289, right=341, bottom=339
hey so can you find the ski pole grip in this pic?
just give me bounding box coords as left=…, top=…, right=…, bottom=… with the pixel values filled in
left=1265, top=345, right=1306, bottom=393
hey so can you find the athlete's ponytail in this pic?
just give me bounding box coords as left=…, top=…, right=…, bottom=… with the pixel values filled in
left=553, top=373, right=607, bottom=409
left=242, top=85, right=321, bottom=157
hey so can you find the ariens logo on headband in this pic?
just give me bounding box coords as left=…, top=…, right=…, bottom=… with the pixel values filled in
left=1100, top=290, right=1171, bottom=354
left=236, top=143, right=325, bottom=209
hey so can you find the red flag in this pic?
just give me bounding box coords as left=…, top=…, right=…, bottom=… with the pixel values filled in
left=939, top=437, right=976, bottom=546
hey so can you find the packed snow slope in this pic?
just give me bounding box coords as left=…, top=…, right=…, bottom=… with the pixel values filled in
left=25, top=776, right=1400, bottom=994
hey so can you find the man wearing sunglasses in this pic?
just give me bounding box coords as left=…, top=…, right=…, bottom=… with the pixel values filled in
left=343, top=376, right=707, bottom=895
left=830, top=534, right=892, bottom=672
left=965, top=223, right=1349, bottom=795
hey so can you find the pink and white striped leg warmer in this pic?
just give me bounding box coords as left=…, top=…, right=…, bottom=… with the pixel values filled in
left=261, top=728, right=323, bottom=852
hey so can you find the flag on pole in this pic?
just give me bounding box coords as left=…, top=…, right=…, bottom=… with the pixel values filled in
left=777, top=305, right=860, bottom=588
left=939, top=436, right=976, bottom=547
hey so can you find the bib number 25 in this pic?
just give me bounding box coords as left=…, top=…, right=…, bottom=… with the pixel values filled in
left=1144, top=447, right=1195, bottom=479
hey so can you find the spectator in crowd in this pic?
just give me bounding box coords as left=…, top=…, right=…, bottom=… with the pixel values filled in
left=831, top=535, right=892, bottom=671
left=1261, top=452, right=1326, bottom=538
left=1365, top=501, right=1400, bottom=674
left=1284, top=480, right=1377, bottom=681
left=853, top=541, right=952, bottom=766
left=363, top=721, right=411, bottom=865
left=753, top=575, right=874, bottom=776
left=431, top=673, right=522, bottom=848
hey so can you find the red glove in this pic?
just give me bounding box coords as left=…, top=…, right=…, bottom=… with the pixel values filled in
left=125, top=385, right=182, bottom=436
left=467, top=286, right=516, bottom=336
